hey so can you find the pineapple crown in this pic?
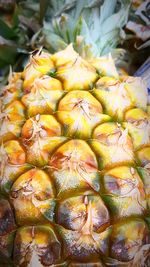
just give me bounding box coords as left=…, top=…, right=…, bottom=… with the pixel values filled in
left=43, top=0, right=131, bottom=58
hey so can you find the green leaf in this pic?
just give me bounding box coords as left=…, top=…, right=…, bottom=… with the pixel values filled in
left=12, top=5, right=20, bottom=28
left=0, top=45, right=17, bottom=67
left=18, top=0, right=40, bottom=13
left=0, top=36, right=28, bottom=69
left=18, top=15, right=40, bottom=32
left=44, top=0, right=131, bottom=57
left=77, top=17, right=99, bottom=56
left=0, top=19, right=17, bottom=39
left=39, top=0, right=48, bottom=25
left=99, top=0, right=117, bottom=24
left=101, top=4, right=129, bottom=34
left=54, top=0, right=77, bottom=17
left=43, top=25, right=67, bottom=52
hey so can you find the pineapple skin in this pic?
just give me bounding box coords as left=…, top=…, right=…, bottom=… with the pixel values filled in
left=0, top=45, right=150, bottom=267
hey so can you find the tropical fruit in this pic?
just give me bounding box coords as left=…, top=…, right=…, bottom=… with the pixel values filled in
left=0, top=44, right=150, bottom=266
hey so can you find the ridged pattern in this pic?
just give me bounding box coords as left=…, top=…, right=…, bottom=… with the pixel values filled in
left=0, top=45, right=150, bottom=267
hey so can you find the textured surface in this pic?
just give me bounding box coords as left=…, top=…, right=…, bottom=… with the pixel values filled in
left=0, top=45, right=150, bottom=266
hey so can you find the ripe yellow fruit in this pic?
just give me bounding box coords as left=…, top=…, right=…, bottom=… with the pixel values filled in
left=0, top=45, right=150, bottom=266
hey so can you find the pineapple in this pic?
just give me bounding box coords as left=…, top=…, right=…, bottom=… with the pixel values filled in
left=0, top=1, right=149, bottom=266
left=0, top=42, right=150, bottom=267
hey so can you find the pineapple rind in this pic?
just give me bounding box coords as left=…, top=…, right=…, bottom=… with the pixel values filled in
left=0, top=45, right=150, bottom=266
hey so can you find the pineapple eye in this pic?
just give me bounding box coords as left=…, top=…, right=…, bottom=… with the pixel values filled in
left=13, top=225, right=61, bottom=266
left=56, top=195, right=110, bottom=233
left=110, top=219, right=149, bottom=262
left=48, top=139, right=100, bottom=198
left=10, top=169, right=56, bottom=225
